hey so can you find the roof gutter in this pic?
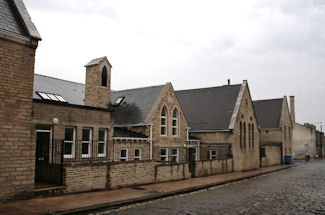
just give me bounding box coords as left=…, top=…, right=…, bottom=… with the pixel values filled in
left=190, top=129, right=231, bottom=133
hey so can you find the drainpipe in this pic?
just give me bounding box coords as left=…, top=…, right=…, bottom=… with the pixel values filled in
left=149, top=124, right=153, bottom=160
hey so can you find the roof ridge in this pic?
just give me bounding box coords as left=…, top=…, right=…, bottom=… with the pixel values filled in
left=253, top=98, right=283, bottom=102
left=112, top=84, right=166, bottom=93
left=176, top=84, right=241, bottom=92
left=35, top=73, right=85, bottom=86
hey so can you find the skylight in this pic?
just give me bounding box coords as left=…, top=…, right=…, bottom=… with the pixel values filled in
left=114, top=97, right=124, bottom=106
left=37, top=92, right=67, bottom=103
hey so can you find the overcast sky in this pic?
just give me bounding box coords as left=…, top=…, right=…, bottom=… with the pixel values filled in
left=24, top=0, right=325, bottom=130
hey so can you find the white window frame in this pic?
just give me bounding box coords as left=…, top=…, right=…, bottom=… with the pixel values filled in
left=98, top=129, right=107, bottom=157
left=172, top=148, right=179, bottom=162
left=82, top=128, right=92, bottom=158
left=160, top=148, right=168, bottom=161
left=64, top=127, right=76, bottom=159
left=172, top=108, right=178, bottom=137
left=120, top=148, right=128, bottom=161
left=191, top=147, right=199, bottom=161
left=209, top=150, right=217, bottom=160
left=134, top=148, right=141, bottom=160
left=161, top=106, right=167, bottom=136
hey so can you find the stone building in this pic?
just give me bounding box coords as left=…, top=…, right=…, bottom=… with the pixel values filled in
left=253, top=96, right=292, bottom=167
left=0, top=0, right=41, bottom=201
left=290, top=96, right=319, bottom=160
left=110, top=82, right=199, bottom=162
left=176, top=81, right=260, bottom=172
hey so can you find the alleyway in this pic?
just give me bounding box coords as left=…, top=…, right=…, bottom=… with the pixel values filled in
left=98, top=161, right=325, bottom=215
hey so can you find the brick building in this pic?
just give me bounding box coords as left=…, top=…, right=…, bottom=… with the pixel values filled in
left=176, top=81, right=260, bottom=172
left=0, top=0, right=41, bottom=201
left=253, top=96, right=293, bottom=166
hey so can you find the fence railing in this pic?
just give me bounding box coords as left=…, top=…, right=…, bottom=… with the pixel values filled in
left=48, top=139, right=111, bottom=164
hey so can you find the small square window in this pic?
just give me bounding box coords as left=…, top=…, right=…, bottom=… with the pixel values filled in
left=209, top=150, right=217, bottom=160
left=120, top=148, right=128, bottom=161
left=172, top=148, right=179, bottom=162
left=160, top=148, right=168, bottom=161
left=134, top=148, right=141, bottom=160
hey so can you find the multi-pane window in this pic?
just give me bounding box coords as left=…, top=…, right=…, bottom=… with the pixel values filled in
left=98, top=129, right=107, bottom=157
left=64, top=127, right=75, bottom=158
left=160, top=148, right=168, bottom=161
left=82, top=128, right=92, bottom=158
left=172, top=148, right=179, bottom=162
left=172, top=109, right=178, bottom=136
left=161, top=106, right=167, bottom=136
left=120, top=148, right=128, bottom=161
left=209, top=150, right=217, bottom=160
left=134, top=148, right=141, bottom=160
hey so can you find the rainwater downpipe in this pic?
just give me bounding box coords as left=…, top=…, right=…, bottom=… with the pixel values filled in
left=149, top=124, right=153, bottom=160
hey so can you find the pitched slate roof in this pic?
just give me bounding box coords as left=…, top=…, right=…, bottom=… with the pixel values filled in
left=176, top=84, right=241, bottom=131
left=253, top=98, right=283, bottom=128
left=85, top=56, right=110, bottom=67
left=113, top=127, right=148, bottom=138
left=0, top=0, right=41, bottom=40
left=33, top=74, right=85, bottom=106
left=110, top=85, right=165, bottom=125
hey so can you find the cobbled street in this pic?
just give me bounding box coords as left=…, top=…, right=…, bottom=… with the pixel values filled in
left=93, top=161, right=325, bottom=215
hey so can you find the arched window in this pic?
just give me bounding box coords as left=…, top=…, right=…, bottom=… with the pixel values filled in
left=161, top=106, right=167, bottom=136
left=252, top=124, right=254, bottom=148
left=101, top=66, right=107, bottom=87
left=249, top=124, right=251, bottom=148
left=244, top=123, right=246, bottom=149
left=239, top=122, right=242, bottom=148
left=172, top=108, right=178, bottom=136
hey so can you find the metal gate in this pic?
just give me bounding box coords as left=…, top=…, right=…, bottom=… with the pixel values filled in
left=35, top=131, right=63, bottom=189
left=188, top=148, right=196, bottom=177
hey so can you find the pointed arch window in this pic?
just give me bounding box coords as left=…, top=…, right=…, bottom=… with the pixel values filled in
left=172, top=108, right=178, bottom=136
left=252, top=124, right=254, bottom=148
left=239, top=122, right=242, bottom=148
left=249, top=124, right=251, bottom=148
left=244, top=122, right=247, bottom=149
left=101, top=66, right=107, bottom=87
left=161, top=106, right=167, bottom=136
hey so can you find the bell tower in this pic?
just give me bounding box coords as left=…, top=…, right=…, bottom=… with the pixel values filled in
left=85, top=56, right=111, bottom=108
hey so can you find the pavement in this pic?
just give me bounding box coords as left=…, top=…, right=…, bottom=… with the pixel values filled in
left=0, top=163, right=302, bottom=215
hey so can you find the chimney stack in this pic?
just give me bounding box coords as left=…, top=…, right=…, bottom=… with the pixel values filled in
left=227, top=79, right=230, bottom=85
left=290, top=96, right=295, bottom=123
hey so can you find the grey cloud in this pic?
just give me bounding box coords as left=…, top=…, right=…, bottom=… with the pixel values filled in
left=24, top=0, right=116, bottom=18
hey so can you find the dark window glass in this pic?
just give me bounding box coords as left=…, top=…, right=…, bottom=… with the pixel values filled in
left=98, top=143, right=104, bottom=154
left=82, top=129, right=90, bottom=141
left=102, top=66, right=107, bottom=87
left=82, top=143, right=89, bottom=154
left=65, top=128, right=74, bottom=141
left=99, top=129, right=105, bottom=141
left=135, top=149, right=140, bottom=157
left=64, top=142, right=72, bottom=155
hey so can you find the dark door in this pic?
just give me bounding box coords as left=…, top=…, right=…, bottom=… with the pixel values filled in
left=36, top=131, right=50, bottom=163
left=188, top=148, right=196, bottom=177
left=35, top=130, right=63, bottom=188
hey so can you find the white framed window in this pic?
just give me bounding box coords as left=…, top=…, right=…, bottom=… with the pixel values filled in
left=160, top=148, right=168, bottom=161
left=172, top=148, right=179, bottom=162
left=98, top=129, right=107, bottom=157
left=209, top=150, right=217, bottom=160
left=64, top=127, right=76, bottom=158
left=134, top=148, right=141, bottom=160
left=172, top=108, right=178, bottom=136
left=82, top=128, right=92, bottom=158
left=161, top=106, right=167, bottom=136
left=120, top=148, right=128, bottom=161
